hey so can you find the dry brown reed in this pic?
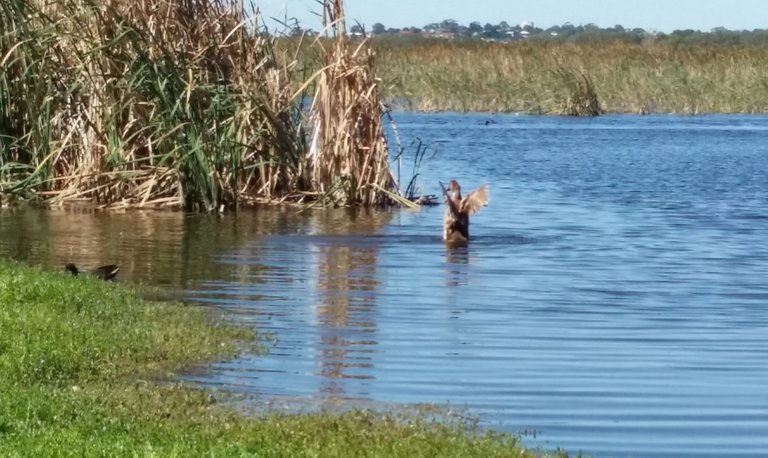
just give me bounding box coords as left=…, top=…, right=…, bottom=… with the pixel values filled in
left=1, top=0, right=302, bottom=209
left=555, top=69, right=602, bottom=116
left=305, top=1, right=406, bottom=207
left=1, top=0, right=408, bottom=209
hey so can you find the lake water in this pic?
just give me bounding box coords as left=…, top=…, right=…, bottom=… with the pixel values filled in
left=2, top=113, right=768, bottom=457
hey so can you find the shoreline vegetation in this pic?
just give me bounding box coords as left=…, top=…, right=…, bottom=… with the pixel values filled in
left=4, top=2, right=767, bottom=210
left=294, top=18, right=768, bottom=114
left=1, top=0, right=416, bottom=210
left=0, top=259, right=565, bottom=457
left=313, top=39, right=768, bottom=115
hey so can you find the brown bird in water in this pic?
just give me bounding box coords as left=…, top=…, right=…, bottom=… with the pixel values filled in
left=65, top=263, right=120, bottom=281
left=440, top=180, right=489, bottom=245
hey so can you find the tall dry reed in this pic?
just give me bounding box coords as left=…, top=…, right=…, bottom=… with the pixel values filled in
left=1, top=0, right=407, bottom=209
left=305, top=0, right=402, bottom=207
left=555, top=69, right=602, bottom=116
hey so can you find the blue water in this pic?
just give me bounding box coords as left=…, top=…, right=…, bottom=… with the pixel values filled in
left=186, top=114, right=768, bottom=458
left=3, top=113, right=768, bottom=457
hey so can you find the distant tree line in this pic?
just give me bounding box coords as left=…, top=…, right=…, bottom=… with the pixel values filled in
left=327, top=19, right=768, bottom=46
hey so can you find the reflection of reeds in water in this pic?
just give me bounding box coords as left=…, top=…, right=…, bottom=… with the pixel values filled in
left=308, top=208, right=391, bottom=397
left=0, top=205, right=390, bottom=399
left=0, top=206, right=317, bottom=287
left=42, top=211, right=239, bottom=285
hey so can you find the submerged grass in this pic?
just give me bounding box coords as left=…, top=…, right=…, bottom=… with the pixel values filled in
left=370, top=40, right=768, bottom=114
left=0, top=259, right=559, bottom=457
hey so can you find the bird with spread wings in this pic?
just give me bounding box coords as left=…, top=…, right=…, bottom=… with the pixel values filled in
left=440, top=180, right=489, bottom=245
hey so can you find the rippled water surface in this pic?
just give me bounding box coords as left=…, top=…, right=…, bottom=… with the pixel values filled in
left=3, top=114, right=768, bottom=458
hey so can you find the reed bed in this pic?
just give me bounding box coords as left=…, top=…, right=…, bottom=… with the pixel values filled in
left=0, top=0, right=405, bottom=209
left=306, top=0, right=403, bottom=207
left=371, top=40, right=768, bottom=114
left=555, top=69, right=602, bottom=116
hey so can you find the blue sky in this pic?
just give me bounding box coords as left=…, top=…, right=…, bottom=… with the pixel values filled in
left=254, top=0, right=766, bottom=33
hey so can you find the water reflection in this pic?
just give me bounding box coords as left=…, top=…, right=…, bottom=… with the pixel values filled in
left=306, top=209, right=390, bottom=399
left=444, top=244, right=471, bottom=288
left=0, top=205, right=393, bottom=402
left=4, top=113, right=768, bottom=458
left=0, top=206, right=312, bottom=287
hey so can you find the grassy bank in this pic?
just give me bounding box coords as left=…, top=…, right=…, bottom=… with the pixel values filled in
left=0, top=259, right=558, bottom=457
left=371, top=40, right=768, bottom=114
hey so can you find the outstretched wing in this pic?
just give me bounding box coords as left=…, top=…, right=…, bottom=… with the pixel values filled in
left=460, top=184, right=489, bottom=215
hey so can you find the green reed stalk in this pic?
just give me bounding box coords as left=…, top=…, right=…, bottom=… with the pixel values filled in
left=1, top=0, right=406, bottom=209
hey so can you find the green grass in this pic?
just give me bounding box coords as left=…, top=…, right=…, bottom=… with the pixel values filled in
left=0, top=259, right=558, bottom=457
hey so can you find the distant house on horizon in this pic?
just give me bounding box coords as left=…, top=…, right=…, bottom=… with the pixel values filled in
left=423, top=29, right=455, bottom=39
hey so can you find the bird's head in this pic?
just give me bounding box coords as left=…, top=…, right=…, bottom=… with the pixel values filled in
left=449, top=180, right=461, bottom=197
